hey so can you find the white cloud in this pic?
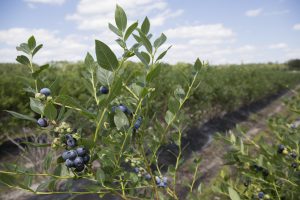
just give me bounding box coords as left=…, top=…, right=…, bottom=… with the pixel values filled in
left=157, top=24, right=260, bottom=64
left=164, top=24, right=235, bottom=43
left=269, top=43, right=288, bottom=49
left=264, top=9, right=290, bottom=16
left=66, top=0, right=182, bottom=30
left=293, top=24, right=300, bottom=30
left=245, top=8, right=263, bottom=17
left=24, top=0, right=66, bottom=5
left=0, top=28, right=90, bottom=63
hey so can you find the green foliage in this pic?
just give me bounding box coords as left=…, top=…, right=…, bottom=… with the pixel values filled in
left=0, top=5, right=300, bottom=199
left=215, top=92, right=300, bottom=199
left=0, top=5, right=203, bottom=199
left=287, top=59, right=300, bottom=70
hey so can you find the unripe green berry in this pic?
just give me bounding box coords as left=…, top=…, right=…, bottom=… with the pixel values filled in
left=46, top=96, right=52, bottom=101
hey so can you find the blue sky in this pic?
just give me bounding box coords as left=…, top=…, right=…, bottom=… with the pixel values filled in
left=0, top=0, right=299, bottom=64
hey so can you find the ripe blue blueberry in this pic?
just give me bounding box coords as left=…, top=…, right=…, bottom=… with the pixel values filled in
left=40, top=88, right=51, bottom=96
left=155, top=176, right=161, bottom=184
left=145, top=173, right=151, bottom=180
left=65, top=159, right=74, bottom=168
left=62, top=150, right=77, bottom=160
left=258, top=192, right=264, bottom=199
left=37, top=118, right=48, bottom=127
left=65, top=134, right=73, bottom=140
left=118, top=104, right=127, bottom=113
left=290, top=124, right=296, bottom=129
left=134, top=167, right=139, bottom=173
left=290, top=152, right=297, bottom=159
left=134, top=116, right=142, bottom=130
left=83, top=154, right=90, bottom=164
left=75, top=164, right=85, bottom=172
left=67, top=138, right=77, bottom=148
left=278, top=144, right=285, bottom=153
left=74, top=156, right=84, bottom=167
left=162, top=177, right=168, bottom=183
left=99, top=86, right=109, bottom=94
left=158, top=182, right=167, bottom=188
left=76, top=147, right=87, bottom=156
left=291, top=162, right=298, bottom=168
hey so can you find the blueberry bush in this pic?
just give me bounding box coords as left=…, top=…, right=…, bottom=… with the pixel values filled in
left=213, top=91, right=300, bottom=199
left=2, top=62, right=300, bottom=143
left=0, top=5, right=203, bottom=199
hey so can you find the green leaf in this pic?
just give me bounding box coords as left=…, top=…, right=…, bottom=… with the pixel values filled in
left=36, top=179, right=56, bottom=192
left=5, top=110, right=36, bottom=122
left=55, top=95, right=96, bottom=119
left=43, top=152, right=53, bottom=171
left=146, top=64, right=161, bottom=82
left=0, top=173, right=16, bottom=186
left=154, top=33, right=167, bottom=49
left=194, top=58, right=202, bottom=71
left=164, top=110, right=174, bottom=125
left=24, top=174, right=33, bottom=188
left=106, top=76, right=123, bottom=103
left=28, top=35, right=36, bottom=50
left=32, top=44, right=43, bottom=57
left=80, top=138, right=95, bottom=149
left=130, top=83, right=143, bottom=97
left=82, top=78, right=94, bottom=96
left=156, top=46, right=171, bottom=62
left=57, top=156, right=64, bottom=164
left=228, top=187, right=240, bottom=200
left=97, top=66, right=114, bottom=86
left=16, top=55, right=30, bottom=66
left=96, top=168, right=105, bottom=183
left=116, top=38, right=126, bottom=48
left=138, top=30, right=152, bottom=54
left=16, top=43, right=31, bottom=54
left=168, top=97, right=180, bottom=114
left=141, top=17, right=150, bottom=34
left=174, top=86, right=185, bottom=103
left=124, top=21, right=138, bottom=41
left=134, top=49, right=149, bottom=68
left=141, top=51, right=151, bottom=64
left=109, top=23, right=122, bottom=37
left=114, top=110, right=129, bottom=130
left=30, top=97, right=45, bottom=115
left=32, top=64, right=49, bottom=79
left=115, top=5, right=127, bottom=32
left=44, top=103, right=57, bottom=120
left=95, top=40, right=119, bottom=71
left=132, top=34, right=141, bottom=42
left=84, top=52, right=95, bottom=69
left=55, top=95, right=83, bottom=110
left=22, top=141, right=51, bottom=148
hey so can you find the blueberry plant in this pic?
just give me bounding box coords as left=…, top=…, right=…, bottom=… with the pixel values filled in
left=0, top=5, right=203, bottom=199
left=213, top=92, right=300, bottom=200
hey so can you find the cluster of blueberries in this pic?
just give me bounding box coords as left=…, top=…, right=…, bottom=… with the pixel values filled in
left=62, top=134, right=90, bottom=172
left=133, top=167, right=151, bottom=180
left=91, top=86, right=144, bottom=132
left=278, top=144, right=298, bottom=168
left=132, top=167, right=168, bottom=188
left=36, top=87, right=52, bottom=128
left=155, top=176, right=168, bottom=188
